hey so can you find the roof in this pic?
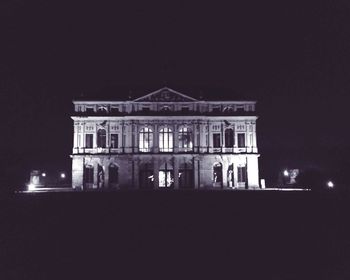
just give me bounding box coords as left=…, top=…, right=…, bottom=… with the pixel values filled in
left=73, top=86, right=257, bottom=103
left=133, top=87, right=197, bottom=102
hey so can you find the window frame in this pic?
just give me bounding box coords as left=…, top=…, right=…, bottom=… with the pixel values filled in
left=139, top=127, right=153, bottom=152
left=159, top=127, right=173, bottom=152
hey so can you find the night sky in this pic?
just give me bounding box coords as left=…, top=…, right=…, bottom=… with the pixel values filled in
left=1, top=0, right=350, bottom=188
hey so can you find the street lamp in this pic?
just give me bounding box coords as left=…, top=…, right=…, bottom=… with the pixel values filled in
left=60, top=172, right=66, bottom=179
left=283, top=170, right=289, bottom=177
left=327, top=181, right=334, bottom=188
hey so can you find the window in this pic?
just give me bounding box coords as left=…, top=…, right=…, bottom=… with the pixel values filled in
left=97, top=107, right=108, bottom=114
left=228, top=164, right=234, bottom=187
left=213, top=163, right=223, bottom=184
left=238, top=166, right=247, bottom=183
left=179, top=162, right=193, bottom=189
left=223, top=106, right=234, bottom=114
left=159, top=163, right=174, bottom=188
left=161, top=106, right=171, bottom=112
left=139, top=163, right=154, bottom=189
left=178, top=127, right=193, bottom=150
left=111, top=107, right=120, bottom=114
left=238, top=133, right=245, bottom=148
left=97, top=129, right=106, bottom=148
left=97, top=164, right=104, bottom=188
left=225, top=128, right=234, bottom=148
left=139, top=127, right=153, bottom=152
left=159, top=127, right=173, bottom=152
left=110, top=134, right=118, bottom=148
left=83, top=165, right=94, bottom=188
left=85, top=134, right=93, bottom=148
left=109, top=164, right=119, bottom=187
left=212, top=107, right=221, bottom=113
left=213, top=133, right=221, bottom=148
left=86, top=107, right=94, bottom=113
left=181, top=107, right=190, bottom=113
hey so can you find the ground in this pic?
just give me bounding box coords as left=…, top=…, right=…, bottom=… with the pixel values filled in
left=0, top=190, right=349, bottom=279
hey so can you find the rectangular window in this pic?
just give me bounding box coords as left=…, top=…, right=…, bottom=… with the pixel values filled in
left=213, top=133, right=221, bottom=148
left=238, top=133, right=245, bottom=148
left=86, top=107, right=94, bottom=113
left=110, top=134, right=118, bottom=148
left=111, top=107, right=120, bottom=114
left=212, top=107, right=221, bottom=113
left=85, top=134, right=93, bottom=148
left=237, top=166, right=247, bottom=183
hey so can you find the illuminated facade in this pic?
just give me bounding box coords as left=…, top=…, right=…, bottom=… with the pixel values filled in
left=71, top=87, right=260, bottom=190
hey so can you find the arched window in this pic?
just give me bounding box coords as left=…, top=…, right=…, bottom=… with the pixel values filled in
left=159, top=162, right=174, bottom=188
left=225, top=128, right=234, bottom=148
left=97, top=164, right=104, bottom=188
left=109, top=164, right=119, bottom=188
left=223, top=106, right=234, bottom=114
left=159, top=127, right=173, bottom=152
left=179, top=161, right=194, bottom=189
left=97, top=129, right=106, bottom=148
left=161, top=106, right=171, bottom=112
left=139, top=162, right=154, bottom=189
left=83, top=165, right=94, bottom=189
left=178, top=127, right=193, bottom=151
left=227, top=164, right=234, bottom=188
left=213, top=162, right=223, bottom=186
left=97, top=106, right=108, bottom=114
left=139, top=127, right=153, bottom=152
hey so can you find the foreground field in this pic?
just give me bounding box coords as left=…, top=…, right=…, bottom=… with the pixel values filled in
left=0, top=191, right=349, bottom=279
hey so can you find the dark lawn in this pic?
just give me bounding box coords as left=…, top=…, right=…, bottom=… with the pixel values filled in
left=0, top=190, right=349, bottom=279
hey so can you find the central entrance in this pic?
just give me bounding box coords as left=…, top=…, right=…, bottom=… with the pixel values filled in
left=159, top=162, right=174, bottom=188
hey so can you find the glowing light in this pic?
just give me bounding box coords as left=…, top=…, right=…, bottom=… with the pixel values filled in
left=283, top=170, right=289, bottom=176
left=41, top=173, right=46, bottom=177
left=28, top=184, right=36, bottom=191
left=327, top=181, right=334, bottom=188
left=60, top=173, right=66, bottom=179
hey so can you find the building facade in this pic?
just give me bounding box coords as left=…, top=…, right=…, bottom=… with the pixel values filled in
left=71, top=87, right=260, bottom=190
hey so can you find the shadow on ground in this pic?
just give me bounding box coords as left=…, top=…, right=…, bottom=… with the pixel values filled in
left=0, top=191, right=349, bottom=279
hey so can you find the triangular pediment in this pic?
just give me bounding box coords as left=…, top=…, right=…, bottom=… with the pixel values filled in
left=133, top=87, right=198, bottom=102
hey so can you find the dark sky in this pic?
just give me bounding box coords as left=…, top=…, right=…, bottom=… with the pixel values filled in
left=1, top=0, right=350, bottom=188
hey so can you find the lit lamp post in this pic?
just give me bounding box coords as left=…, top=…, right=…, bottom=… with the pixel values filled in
left=282, top=169, right=289, bottom=188
left=327, top=180, right=334, bottom=189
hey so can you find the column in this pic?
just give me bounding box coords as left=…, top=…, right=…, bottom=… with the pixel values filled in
left=104, top=160, right=109, bottom=189
left=153, top=157, right=159, bottom=189
left=222, top=159, right=228, bottom=189
left=132, top=122, right=137, bottom=153
left=221, top=122, right=225, bottom=151
left=247, top=155, right=260, bottom=188
left=208, top=121, right=212, bottom=153
left=93, top=124, right=97, bottom=148
left=199, top=121, right=206, bottom=153
left=153, top=123, right=159, bottom=153
left=173, top=123, right=179, bottom=153
left=173, top=157, right=179, bottom=189
left=125, top=121, right=132, bottom=153
left=194, top=157, right=199, bottom=189
left=133, top=158, right=140, bottom=189
left=193, top=122, right=198, bottom=153
left=93, top=160, right=98, bottom=189
left=72, top=156, right=84, bottom=189
left=233, top=157, right=238, bottom=188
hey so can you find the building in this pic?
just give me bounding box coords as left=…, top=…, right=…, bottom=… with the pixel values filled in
left=71, top=87, right=260, bottom=190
